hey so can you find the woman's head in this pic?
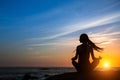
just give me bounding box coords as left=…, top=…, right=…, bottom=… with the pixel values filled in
left=79, top=33, right=89, bottom=43
left=79, top=33, right=103, bottom=52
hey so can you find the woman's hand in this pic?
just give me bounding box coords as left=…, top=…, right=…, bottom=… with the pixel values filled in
left=71, top=57, right=77, bottom=61
left=93, top=56, right=102, bottom=60
left=99, top=56, right=102, bottom=60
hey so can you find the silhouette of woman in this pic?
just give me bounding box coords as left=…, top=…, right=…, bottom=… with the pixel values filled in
left=72, top=33, right=103, bottom=72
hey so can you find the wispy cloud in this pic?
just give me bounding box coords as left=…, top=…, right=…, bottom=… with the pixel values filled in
left=28, top=37, right=78, bottom=47
left=90, top=31, right=120, bottom=38
left=89, top=27, right=120, bottom=45
left=29, top=13, right=120, bottom=41
left=28, top=29, right=120, bottom=47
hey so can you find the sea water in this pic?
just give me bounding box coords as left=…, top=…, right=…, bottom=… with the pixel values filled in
left=0, top=67, right=119, bottom=80
left=0, top=67, right=75, bottom=80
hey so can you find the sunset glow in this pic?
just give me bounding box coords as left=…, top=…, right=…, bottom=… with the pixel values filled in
left=0, top=0, right=120, bottom=67
left=103, top=61, right=110, bottom=68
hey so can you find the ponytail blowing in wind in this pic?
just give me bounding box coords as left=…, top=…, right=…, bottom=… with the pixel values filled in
left=80, top=33, right=103, bottom=52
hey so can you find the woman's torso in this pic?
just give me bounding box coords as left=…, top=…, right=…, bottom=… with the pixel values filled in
left=77, top=43, right=91, bottom=64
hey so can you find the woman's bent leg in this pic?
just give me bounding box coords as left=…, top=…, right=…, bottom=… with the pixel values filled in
left=72, top=60, right=80, bottom=72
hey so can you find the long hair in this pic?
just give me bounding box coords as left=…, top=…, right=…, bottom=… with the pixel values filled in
left=80, top=33, right=103, bottom=52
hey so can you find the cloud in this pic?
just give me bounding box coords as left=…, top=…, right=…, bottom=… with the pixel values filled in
left=90, top=31, right=120, bottom=38
left=89, top=26, right=120, bottom=45
left=29, top=13, right=120, bottom=41
left=27, top=28, right=120, bottom=47
left=27, top=12, right=120, bottom=48
left=28, top=37, right=78, bottom=47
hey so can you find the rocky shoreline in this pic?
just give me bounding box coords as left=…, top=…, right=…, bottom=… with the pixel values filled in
left=45, top=71, right=120, bottom=80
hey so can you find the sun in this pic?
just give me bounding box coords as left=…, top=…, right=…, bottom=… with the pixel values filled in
left=103, top=61, right=110, bottom=68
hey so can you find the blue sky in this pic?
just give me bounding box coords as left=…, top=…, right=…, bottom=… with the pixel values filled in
left=0, top=0, right=120, bottom=67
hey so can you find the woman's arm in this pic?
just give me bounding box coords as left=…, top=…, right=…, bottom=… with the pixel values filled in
left=90, top=47, right=102, bottom=60
left=72, top=47, right=79, bottom=60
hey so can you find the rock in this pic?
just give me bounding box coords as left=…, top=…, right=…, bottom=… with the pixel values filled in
left=45, top=71, right=120, bottom=80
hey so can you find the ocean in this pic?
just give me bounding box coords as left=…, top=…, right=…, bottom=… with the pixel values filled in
left=0, top=67, right=75, bottom=80
left=0, top=67, right=120, bottom=80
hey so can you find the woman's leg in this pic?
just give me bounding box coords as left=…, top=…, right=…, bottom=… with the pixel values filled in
left=72, top=60, right=80, bottom=72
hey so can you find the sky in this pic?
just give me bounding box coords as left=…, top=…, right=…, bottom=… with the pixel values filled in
left=0, top=0, right=120, bottom=67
